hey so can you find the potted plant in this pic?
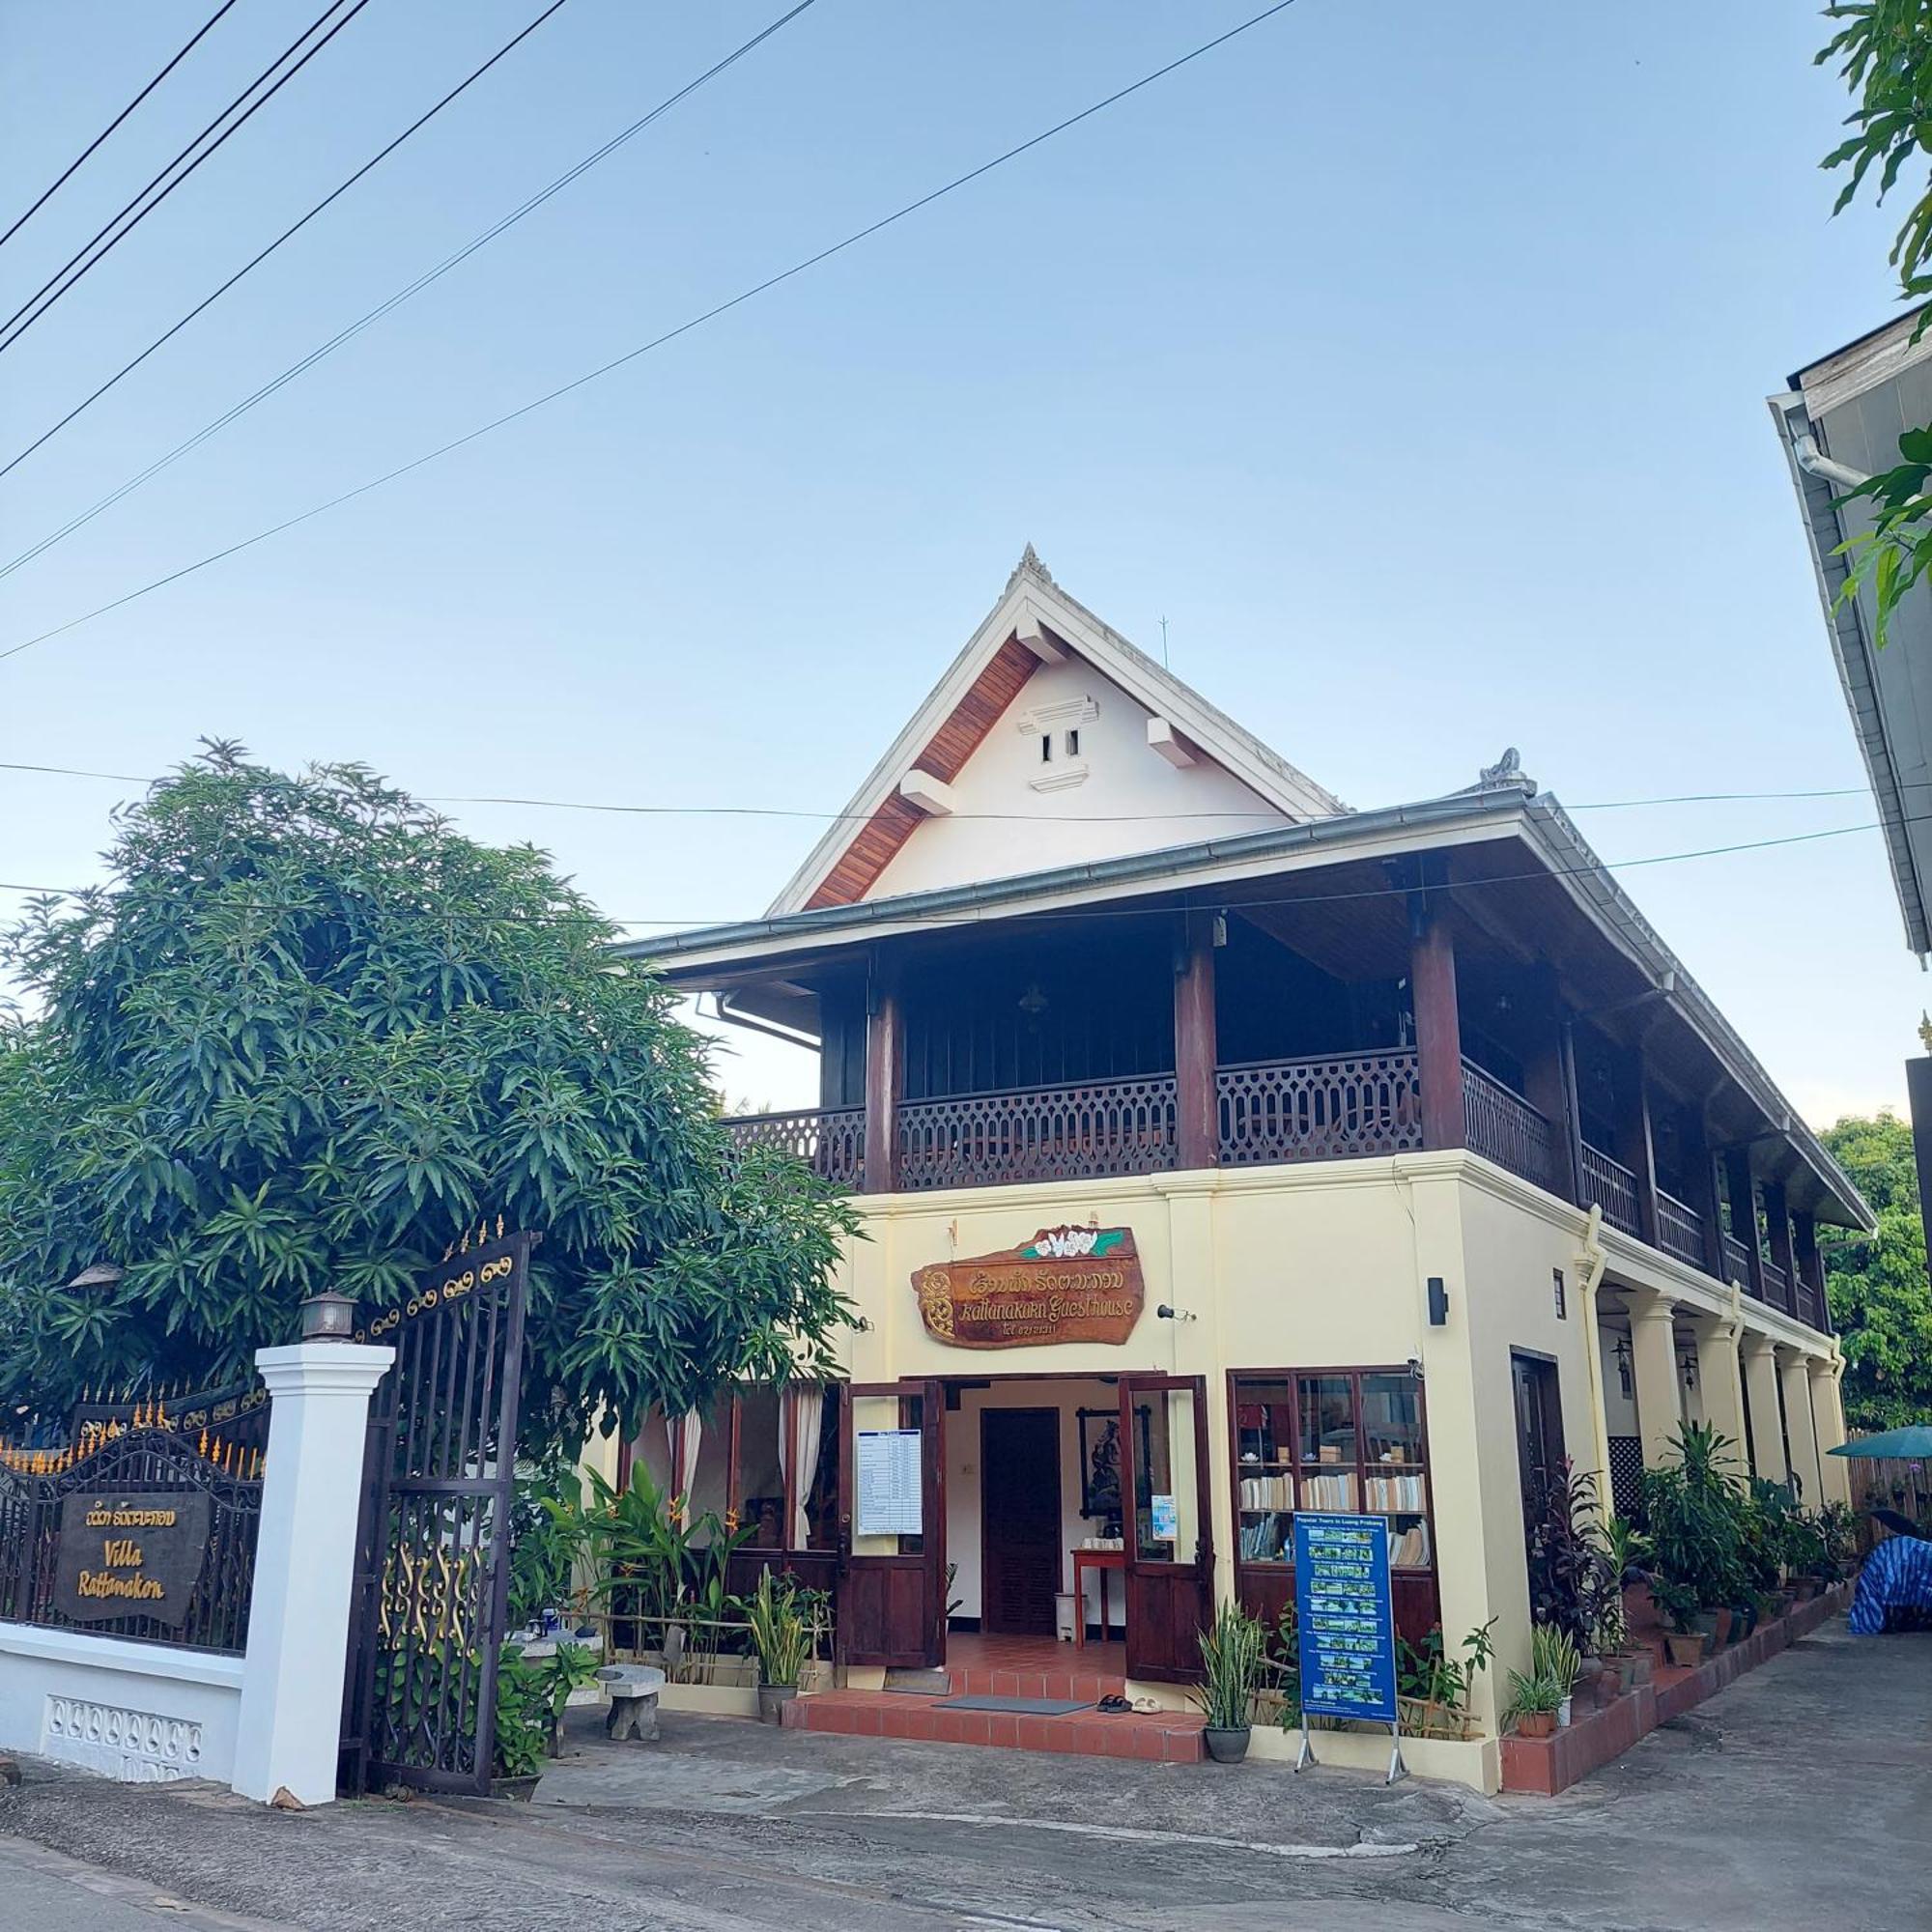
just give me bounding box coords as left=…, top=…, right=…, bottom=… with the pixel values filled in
left=1649, top=1577, right=1707, bottom=1668
left=1192, top=1602, right=1265, bottom=1763
left=746, top=1568, right=812, bottom=1724
left=1531, top=1623, right=1580, bottom=1727
left=1503, top=1667, right=1561, bottom=1739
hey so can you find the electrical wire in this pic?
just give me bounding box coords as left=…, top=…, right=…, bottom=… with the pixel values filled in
left=0, top=813, right=1903, bottom=930
left=0, top=0, right=373, bottom=357
left=0, top=760, right=1897, bottom=822
left=0, top=0, right=821, bottom=582
left=0, top=0, right=1304, bottom=664
left=0, top=0, right=242, bottom=254
left=0, top=0, right=574, bottom=480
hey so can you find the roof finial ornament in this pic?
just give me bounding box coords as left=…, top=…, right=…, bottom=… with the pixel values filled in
left=1009, top=541, right=1052, bottom=588
left=1476, top=747, right=1534, bottom=793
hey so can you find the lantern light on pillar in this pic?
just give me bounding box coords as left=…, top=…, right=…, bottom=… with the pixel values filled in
left=298, top=1292, right=356, bottom=1343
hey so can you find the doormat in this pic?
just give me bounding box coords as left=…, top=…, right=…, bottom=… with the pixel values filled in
left=931, top=1694, right=1090, bottom=1716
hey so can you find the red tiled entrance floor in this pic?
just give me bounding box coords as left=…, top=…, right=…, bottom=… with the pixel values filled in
left=782, top=1689, right=1205, bottom=1762
left=784, top=1631, right=1205, bottom=1762
left=944, top=1631, right=1127, bottom=1700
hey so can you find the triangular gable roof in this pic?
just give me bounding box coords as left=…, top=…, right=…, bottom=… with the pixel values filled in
left=770, top=548, right=1349, bottom=915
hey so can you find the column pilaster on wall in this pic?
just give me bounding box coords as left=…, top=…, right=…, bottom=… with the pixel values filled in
left=232, top=1342, right=395, bottom=1807
left=1778, top=1346, right=1825, bottom=1508
left=1739, top=1332, right=1787, bottom=1485
left=1688, top=1308, right=1748, bottom=1484
left=1623, top=1287, right=1682, bottom=1470
left=862, top=954, right=901, bottom=1195
left=1809, top=1355, right=1852, bottom=1506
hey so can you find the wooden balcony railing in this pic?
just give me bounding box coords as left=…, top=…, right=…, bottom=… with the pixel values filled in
left=1723, top=1232, right=1753, bottom=1288
left=1656, top=1190, right=1706, bottom=1269
left=1216, top=1051, right=1422, bottom=1167
left=1462, top=1061, right=1560, bottom=1195
left=722, top=1106, right=866, bottom=1188
left=1762, top=1258, right=1789, bottom=1307
left=1580, top=1143, right=1641, bottom=1238
left=895, top=1075, right=1178, bottom=1192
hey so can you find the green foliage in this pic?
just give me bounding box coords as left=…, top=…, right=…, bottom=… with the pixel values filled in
left=507, top=1459, right=591, bottom=1631
left=1501, top=1666, right=1561, bottom=1723
left=1396, top=1617, right=1495, bottom=1733
left=744, top=1568, right=812, bottom=1689
left=1523, top=1459, right=1620, bottom=1650
left=493, top=1647, right=551, bottom=1780
left=1820, top=1114, right=1932, bottom=1431
left=1815, top=6, right=1932, bottom=647
left=1638, top=1423, right=1748, bottom=1614
left=1530, top=1622, right=1579, bottom=1697
left=0, top=748, right=858, bottom=1455
left=1191, top=1600, right=1265, bottom=1731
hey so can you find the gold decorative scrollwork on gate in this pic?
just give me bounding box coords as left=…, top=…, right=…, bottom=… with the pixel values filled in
left=378, top=1543, right=474, bottom=1647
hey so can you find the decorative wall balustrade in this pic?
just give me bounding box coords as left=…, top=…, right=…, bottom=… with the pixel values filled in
left=1580, top=1143, right=1642, bottom=1239
left=895, top=1075, right=1178, bottom=1191
left=1655, top=1191, right=1706, bottom=1268
left=1215, top=1052, right=1422, bottom=1166
left=722, top=1106, right=866, bottom=1188
left=1462, top=1062, right=1560, bottom=1195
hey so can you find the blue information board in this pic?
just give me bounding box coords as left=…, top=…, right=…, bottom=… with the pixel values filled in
left=1293, top=1510, right=1398, bottom=1724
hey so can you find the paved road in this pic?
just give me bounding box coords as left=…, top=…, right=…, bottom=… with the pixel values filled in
left=0, top=1618, right=1925, bottom=1930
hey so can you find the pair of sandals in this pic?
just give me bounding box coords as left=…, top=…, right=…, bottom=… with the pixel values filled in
left=1095, top=1692, right=1160, bottom=1715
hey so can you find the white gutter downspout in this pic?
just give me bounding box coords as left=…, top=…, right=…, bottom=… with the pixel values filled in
left=1574, top=1206, right=1615, bottom=1508
left=1790, top=426, right=1871, bottom=493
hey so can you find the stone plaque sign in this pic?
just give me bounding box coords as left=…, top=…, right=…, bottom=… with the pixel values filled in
left=912, top=1226, right=1145, bottom=1349
left=52, top=1492, right=213, bottom=1628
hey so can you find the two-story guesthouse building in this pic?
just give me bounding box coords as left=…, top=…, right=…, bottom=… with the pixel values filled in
left=618, top=548, right=1865, bottom=1783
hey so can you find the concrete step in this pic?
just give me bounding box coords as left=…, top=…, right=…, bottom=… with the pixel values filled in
left=783, top=1690, right=1204, bottom=1762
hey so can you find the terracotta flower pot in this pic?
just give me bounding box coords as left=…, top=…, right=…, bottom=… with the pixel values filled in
left=1712, top=1607, right=1734, bottom=1649
left=1517, top=1710, right=1556, bottom=1740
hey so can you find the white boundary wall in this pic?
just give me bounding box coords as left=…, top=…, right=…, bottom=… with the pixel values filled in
left=0, top=1622, right=242, bottom=1782
left=0, top=1341, right=392, bottom=1804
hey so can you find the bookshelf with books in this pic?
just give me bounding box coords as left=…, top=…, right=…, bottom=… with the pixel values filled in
left=1228, top=1365, right=1441, bottom=1650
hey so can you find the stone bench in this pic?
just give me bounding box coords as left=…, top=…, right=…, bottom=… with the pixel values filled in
left=594, top=1663, right=666, bottom=1743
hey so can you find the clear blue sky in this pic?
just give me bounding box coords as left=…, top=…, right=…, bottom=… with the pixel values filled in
left=0, top=0, right=1919, bottom=1124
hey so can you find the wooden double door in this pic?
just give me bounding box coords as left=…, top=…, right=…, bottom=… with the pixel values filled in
left=837, top=1375, right=1215, bottom=1683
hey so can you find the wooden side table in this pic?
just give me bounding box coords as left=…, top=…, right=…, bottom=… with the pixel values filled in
left=1072, top=1548, right=1124, bottom=1648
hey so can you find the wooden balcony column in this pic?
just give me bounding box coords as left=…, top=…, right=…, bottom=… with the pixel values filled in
left=1612, top=1047, right=1662, bottom=1250
left=1765, top=1179, right=1801, bottom=1318
left=1722, top=1148, right=1768, bottom=1302
left=862, top=957, right=902, bottom=1194
left=1172, top=909, right=1220, bottom=1172
left=1690, top=1126, right=1728, bottom=1282
left=1408, top=870, right=1464, bottom=1151
left=1792, top=1208, right=1831, bottom=1332
left=1521, top=973, right=1580, bottom=1205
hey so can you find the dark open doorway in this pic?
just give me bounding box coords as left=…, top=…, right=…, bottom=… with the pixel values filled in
left=980, top=1407, right=1061, bottom=1635
left=1512, top=1350, right=1567, bottom=1605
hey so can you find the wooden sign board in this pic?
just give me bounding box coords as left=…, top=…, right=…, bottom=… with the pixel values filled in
left=912, top=1227, right=1145, bottom=1350
left=51, top=1492, right=213, bottom=1628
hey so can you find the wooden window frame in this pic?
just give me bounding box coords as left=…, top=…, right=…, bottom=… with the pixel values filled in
left=1225, top=1365, right=1440, bottom=1579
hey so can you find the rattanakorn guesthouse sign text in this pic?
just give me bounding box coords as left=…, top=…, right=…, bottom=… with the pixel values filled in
left=913, top=1226, right=1145, bottom=1349
left=52, top=1492, right=213, bottom=1628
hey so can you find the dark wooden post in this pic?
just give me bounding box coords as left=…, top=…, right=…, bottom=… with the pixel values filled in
left=1173, top=910, right=1220, bottom=1171
left=1523, top=976, right=1579, bottom=1205
left=1409, top=883, right=1464, bottom=1151
left=1765, top=1179, right=1800, bottom=1317
left=1792, top=1209, right=1831, bottom=1332
left=1723, top=1149, right=1768, bottom=1302
left=863, top=956, right=901, bottom=1194
left=1690, top=1128, right=1728, bottom=1281
left=1614, top=1050, right=1662, bottom=1249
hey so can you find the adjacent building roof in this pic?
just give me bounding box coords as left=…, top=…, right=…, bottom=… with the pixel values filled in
left=1772, top=310, right=1932, bottom=957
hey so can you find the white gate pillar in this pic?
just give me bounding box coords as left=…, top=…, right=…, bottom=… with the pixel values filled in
left=232, top=1342, right=393, bottom=1806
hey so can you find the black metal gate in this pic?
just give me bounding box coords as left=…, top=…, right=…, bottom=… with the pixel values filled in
left=339, top=1229, right=530, bottom=1796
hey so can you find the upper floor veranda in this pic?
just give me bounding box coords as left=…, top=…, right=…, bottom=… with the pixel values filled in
left=629, top=785, right=1869, bottom=1338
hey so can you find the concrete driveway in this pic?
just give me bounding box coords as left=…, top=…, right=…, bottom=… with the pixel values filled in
left=0, top=1617, right=1924, bottom=1931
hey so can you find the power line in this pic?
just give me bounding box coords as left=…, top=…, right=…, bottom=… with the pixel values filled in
left=0, top=814, right=1903, bottom=929
left=0, top=0, right=1304, bottom=665
left=0, top=0, right=242, bottom=254
left=0, top=0, right=822, bottom=582
left=0, top=759, right=1896, bottom=822
left=0, top=0, right=373, bottom=358
left=0, top=0, right=574, bottom=480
